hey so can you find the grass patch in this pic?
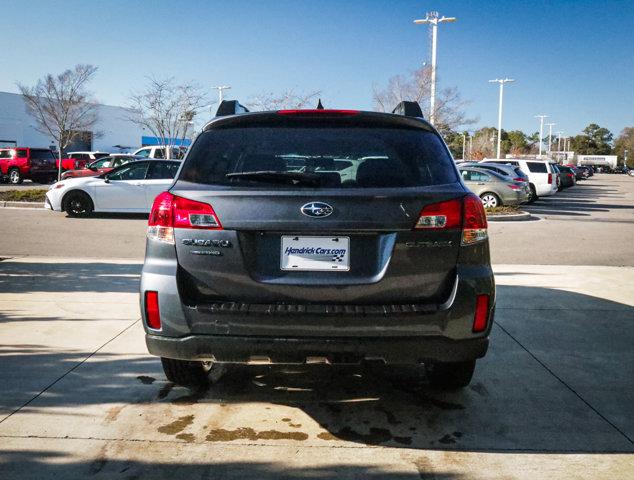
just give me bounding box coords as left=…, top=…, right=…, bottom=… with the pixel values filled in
left=485, top=205, right=521, bottom=215
left=0, top=189, right=48, bottom=202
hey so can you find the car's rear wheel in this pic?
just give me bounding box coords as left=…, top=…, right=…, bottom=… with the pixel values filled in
left=480, top=192, right=500, bottom=209
left=8, top=168, right=22, bottom=184
left=426, top=360, right=476, bottom=389
left=161, top=358, right=215, bottom=387
left=63, top=191, right=94, bottom=217
left=528, top=184, right=538, bottom=203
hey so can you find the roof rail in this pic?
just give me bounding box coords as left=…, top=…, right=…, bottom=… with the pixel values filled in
left=216, top=100, right=250, bottom=117
left=392, top=101, right=424, bottom=118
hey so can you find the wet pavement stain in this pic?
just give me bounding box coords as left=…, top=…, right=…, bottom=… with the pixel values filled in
left=176, top=433, right=195, bottom=443
left=281, top=417, right=302, bottom=428
left=171, top=385, right=210, bottom=405
left=317, top=426, right=411, bottom=446
left=374, top=405, right=402, bottom=425
left=158, top=415, right=195, bottom=435
left=438, top=433, right=457, bottom=444
left=422, top=395, right=465, bottom=411
left=206, top=427, right=308, bottom=442
left=104, top=405, right=124, bottom=423
left=156, top=383, right=174, bottom=400
left=136, top=375, right=155, bottom=385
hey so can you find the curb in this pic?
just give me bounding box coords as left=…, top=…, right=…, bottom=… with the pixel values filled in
left=0, top=201, right=44, bottom=209
left=487, top=211, right=532, bottom=222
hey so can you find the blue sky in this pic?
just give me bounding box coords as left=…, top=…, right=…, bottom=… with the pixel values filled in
left=1, top=0, right=632, bottom=136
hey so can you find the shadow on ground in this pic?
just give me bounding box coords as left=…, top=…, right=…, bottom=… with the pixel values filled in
left=524, top=181, right=633, bottom=217
left=0, top=262, right=141, bottom=295
left=2, top=286, right=633, bottom=458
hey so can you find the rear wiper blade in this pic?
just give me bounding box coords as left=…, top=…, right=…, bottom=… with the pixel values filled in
left=226, top=170, right=321, bottom=186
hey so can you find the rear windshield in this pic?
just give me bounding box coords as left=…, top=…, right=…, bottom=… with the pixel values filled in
left=29, top=149, right=54, bottom=161
left=179, top=127, right=458, bottom=188
left=527, top=162, right=548, bottom=173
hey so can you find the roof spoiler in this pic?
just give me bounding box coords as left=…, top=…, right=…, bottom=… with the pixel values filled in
left=216, top=100, right=250, bottom=117
left=392, top=101, right=424, bottom=118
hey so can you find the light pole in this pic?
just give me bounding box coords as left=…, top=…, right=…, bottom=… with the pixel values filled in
left=535, top=114, right=548, bottom=157
left=546, top=123, right=556, bottom=153
left=461, top=132, right=467, bottom=160
left=213, top=85, right=231, bottom=103
left=489, top=78, right=515, bottom=159
left=557, top=131, right=563, bottom=152
left=414, top=11, right=456, bottom=125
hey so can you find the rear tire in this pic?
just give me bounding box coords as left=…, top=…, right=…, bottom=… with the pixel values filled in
left=480, top=192, right=500, bottom=208
left=8, top=168, right=22, bottom=185
left=63, top=191, right=94, bottom=217
left=161, top=358, right=214, bottom=387
left=528, top=184, right=538, bottom=203
left=427, top=360, right=476, bottom=389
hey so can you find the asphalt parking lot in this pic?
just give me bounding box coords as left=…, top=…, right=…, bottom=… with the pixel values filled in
left=1, top=175, right=633, bottom=478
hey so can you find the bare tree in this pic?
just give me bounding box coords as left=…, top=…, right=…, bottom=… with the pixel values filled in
left=128, top=77, right=209, bottom=155
left=247, top=88, right=322, bottom=111
left=372, top=64, right=475, bottom=134
left=18, top=64, right=99, bottom=181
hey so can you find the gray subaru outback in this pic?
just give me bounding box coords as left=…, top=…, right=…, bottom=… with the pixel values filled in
left=140, top=101, right=495, bottom=390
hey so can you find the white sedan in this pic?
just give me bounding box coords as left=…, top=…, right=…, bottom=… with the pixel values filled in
left=45, top=160, right=181, bottom=216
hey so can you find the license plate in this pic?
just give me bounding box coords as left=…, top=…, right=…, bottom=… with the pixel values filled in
left=280, top=236, right=350, bottom=271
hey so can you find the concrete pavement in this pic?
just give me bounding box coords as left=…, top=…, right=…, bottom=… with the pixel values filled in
left=0, top=257, right=632, bottom=478
left=1, top=175, right=632, bottom=265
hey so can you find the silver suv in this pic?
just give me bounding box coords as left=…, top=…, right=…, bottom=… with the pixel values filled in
left=140, top=101, right=496, bottom=390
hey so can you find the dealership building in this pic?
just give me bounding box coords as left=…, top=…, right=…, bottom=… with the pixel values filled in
left=0, top=91, right=191, bottom=152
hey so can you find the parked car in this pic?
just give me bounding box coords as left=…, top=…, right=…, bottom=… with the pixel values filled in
left=45, top=160, right=181, bottom=216
left=60, top=154, right=143, bottom=179
left=133, top=146, right=187, bottom=159
left=549, top=163, right=563, bottom=191
left=483, top=159, right=558, bottom=201
left=0, top=147, right=57, bottom=184
left=463, top=162, right=531, bottom=201
left=577, top=165, right=593, bottom=177
left=139, top=100, right=496, bottom=390
left=557, top=165, right=577, bottom=189
left=66, top=151, right=110, bottom=162
left=459, top=167, right=528, bottom=207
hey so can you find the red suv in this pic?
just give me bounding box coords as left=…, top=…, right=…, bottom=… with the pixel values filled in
left=0, top=148, right=57, bottom=184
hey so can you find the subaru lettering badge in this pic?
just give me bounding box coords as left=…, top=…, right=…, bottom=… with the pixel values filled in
left=300, top=202, right=333, bottom=218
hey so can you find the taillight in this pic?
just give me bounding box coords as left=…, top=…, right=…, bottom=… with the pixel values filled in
left=472, top=294, right=490, bottom=332
left=414, top=198, right=462, bottom=229
left=413, top=193, right=487, bottom=246
left=144, top=291, right=161, bottom=330
left=507, top=184, right=521, bottom=191
left=147, top=192, right=222, bottom=244
left=548, top=173, right=553, bottom=184
left=567, top=173, right=573, bottom=178
left=462, top=193, right=488, bottom=246
left=513, top=177, right=525, bottom=182
left=277, top=109, right=359, bottom=115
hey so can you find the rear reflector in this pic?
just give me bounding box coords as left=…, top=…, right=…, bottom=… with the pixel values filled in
left=277, top=109, right=359, bottom=115
left=472, top=294, right=490, bottom=332
left=148, top=192, right=222, bottom=244
left=145, top=291, right=161, bottom=330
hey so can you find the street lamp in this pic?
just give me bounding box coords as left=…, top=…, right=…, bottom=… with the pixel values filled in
left=414, top=12, right=456, bottom=125
left=213, top=85, right=231, bottom=103
left=556, top=131, right=564, bottom=152
left=535, top=115, right=548, bottom=157
left=489, top=78, right=515, bottom=159
left=545, top=123, right=555, bottom=153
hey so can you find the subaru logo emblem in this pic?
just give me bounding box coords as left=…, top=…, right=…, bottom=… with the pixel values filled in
left=301, top=202, right=333, bottom=218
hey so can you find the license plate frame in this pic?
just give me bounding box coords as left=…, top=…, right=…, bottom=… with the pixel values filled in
left=280, top=236, right=350, bottom=272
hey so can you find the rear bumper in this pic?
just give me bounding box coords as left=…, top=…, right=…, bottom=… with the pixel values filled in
left=146, top=333, right=489, bottom=364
